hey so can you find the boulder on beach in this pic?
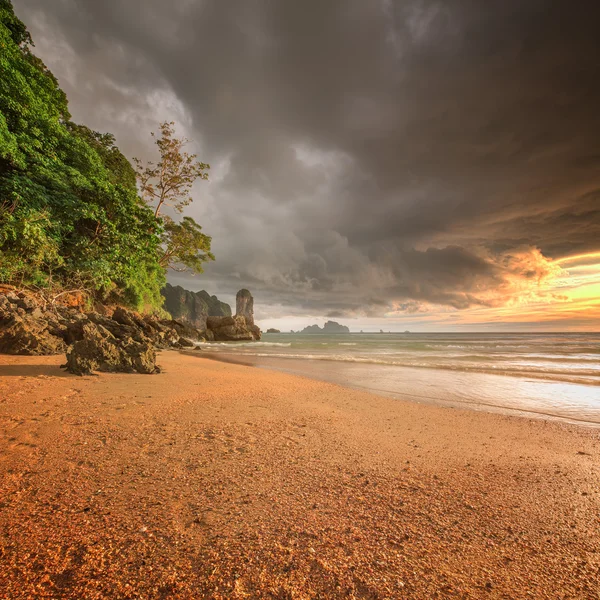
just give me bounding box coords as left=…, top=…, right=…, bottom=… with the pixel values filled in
left=65, top=323, right=159, bottom=376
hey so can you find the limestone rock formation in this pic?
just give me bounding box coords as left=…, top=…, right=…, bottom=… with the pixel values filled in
left=161, top=283, right=231, bottom=331
left=301, top=324, right=323, bottom=334
left=266, top=328, right=281, bottom=334
left=205, top=317, right=259, bottom=341
left=236, top=289, right=254, bottom=326
left=322, top=320, right=351, bottom=334
left=203, top=289, right=261, bottom=341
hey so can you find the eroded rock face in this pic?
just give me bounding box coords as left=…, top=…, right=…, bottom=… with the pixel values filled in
left=206, top=315, right=261, bottom=341
left=65, top=323, right=158, bottom=376
left=161, top=284, right=231, bottom=331
left=0, top=291, right=199, bottom=373
left=0, top=314, right=67, bottom=355
left=0, top=286, right=262, bottom=373
left=0, top=295, right=66, bottom=355
left=236, top=289, right=254, bottom=326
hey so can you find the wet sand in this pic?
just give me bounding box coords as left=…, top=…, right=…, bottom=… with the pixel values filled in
left=0, top=350, right=599, bottom=599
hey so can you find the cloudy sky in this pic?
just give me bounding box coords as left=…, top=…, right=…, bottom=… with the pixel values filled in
left=14, top=0, right=600, bottom=331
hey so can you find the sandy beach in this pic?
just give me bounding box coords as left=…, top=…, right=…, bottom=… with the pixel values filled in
left=0, top=351, right=599, bottom=599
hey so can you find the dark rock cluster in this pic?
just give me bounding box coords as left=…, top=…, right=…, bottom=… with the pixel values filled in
left=162, top=285, right=261, bottom=343
left=0, top=290, right=200, bottom=375
left=0, top=287, right=262, bottom=375
left=207, top=315, right=261, bottom=342
left=0, top=293, right=67, bottom=356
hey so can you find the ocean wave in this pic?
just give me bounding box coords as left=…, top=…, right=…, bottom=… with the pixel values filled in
left=215, top=351, right=600, bottom=385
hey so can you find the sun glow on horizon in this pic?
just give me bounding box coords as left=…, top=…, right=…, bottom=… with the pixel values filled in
left=378, top=249, right=600, bottom=331
left=439, top=251, right=600, bottom=330
left=556, top=251, right=600, bottom=265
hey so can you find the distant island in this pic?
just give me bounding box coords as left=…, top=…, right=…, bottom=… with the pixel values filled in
left=266, top=328, right=281, bottom=334
left=300, top=321, right=350, bottom=334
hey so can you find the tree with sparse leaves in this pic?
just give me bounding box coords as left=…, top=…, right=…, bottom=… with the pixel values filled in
left=134, top=122, right=214, bottom=274
left=159, top=216, right=214, bottom=273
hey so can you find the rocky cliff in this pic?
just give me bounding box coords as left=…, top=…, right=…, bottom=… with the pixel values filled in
left=208, top=289, right=261, bottom=341
left=162, top=284, right=261, bottom=342
left=161, top=284, right=231, bottom=331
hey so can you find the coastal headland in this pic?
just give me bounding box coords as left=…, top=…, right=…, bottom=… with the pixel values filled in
left=0, top=351, right=598, bottom=598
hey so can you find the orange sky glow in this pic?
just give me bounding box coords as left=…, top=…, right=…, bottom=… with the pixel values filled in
left=383, top=251, right=600, bottom=331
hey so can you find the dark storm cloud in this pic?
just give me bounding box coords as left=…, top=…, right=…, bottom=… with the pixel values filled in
left=13, top=0, right=600, bottom=317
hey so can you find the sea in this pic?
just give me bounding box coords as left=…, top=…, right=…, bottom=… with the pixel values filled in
left=198, top=332, right=600, bottom=426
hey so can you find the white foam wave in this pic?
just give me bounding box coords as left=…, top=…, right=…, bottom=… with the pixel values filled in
left=198, top=341, right=292, bottom=348
left=213, top=351, right=600, bottom=385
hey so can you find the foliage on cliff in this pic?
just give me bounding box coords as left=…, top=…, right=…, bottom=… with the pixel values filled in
left=0, top=1, right=214, bottom=311
left=0, top=0, right=165, bottom=309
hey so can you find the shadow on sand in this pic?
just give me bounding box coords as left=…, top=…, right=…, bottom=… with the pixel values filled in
left=0, top=364, right=73, bottom=378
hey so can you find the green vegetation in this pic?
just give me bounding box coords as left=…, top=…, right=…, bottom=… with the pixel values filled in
left=0, top=1, right=213, bottom=311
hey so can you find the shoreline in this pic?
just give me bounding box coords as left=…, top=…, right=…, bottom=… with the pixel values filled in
left=193, top=350, right=600, bottom=429
left=1, top=351, right=599, bottom=598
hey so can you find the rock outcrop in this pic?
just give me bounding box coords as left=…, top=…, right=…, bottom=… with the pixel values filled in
left=65, top=323, right=158, bottom=376
left=300, top=321, right=350, bottom=334
left=0, top=294, right=67, bottom=355
left=206, top=316, right=256, bottom=341
left=0, top=285, right=263, bottom=373
left=236, top=289, right=254, bottom=325
left=205, top=289, right=261, bottom=341
left=161, top=283, right=231, bottom=331
left=0, top=288, right=206, bottom=374
left=301, top=324, right=323, bottom=334
left=266, top=328, right=281, bottom=334
left=322, top=321, right=350, bottom=334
